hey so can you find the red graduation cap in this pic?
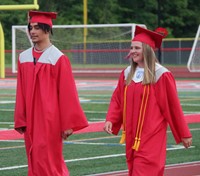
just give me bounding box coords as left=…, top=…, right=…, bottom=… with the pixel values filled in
left=132, top=25, right=164, bottom=49
left=29, top=11, right=57, bottom=28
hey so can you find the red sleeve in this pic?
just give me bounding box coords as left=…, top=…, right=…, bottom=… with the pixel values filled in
left=155, top=72, right=192, bottom=143
left=106, top=70, right=125, bottom=135
left=56, top=55, right=88, bottom=132
left=14, top=59, right=27, bottom=129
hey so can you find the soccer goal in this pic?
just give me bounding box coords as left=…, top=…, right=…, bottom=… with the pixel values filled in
left=187, top=24, right=200, bottom=72
left=12, top=23, right=146, bottom=73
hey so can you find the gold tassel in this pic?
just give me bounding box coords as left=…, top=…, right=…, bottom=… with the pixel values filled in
left=119, top=130, right=126, bottom=144
left=119, top=86, right=127, bottom=144
left=132, top=138, right=141, bottom=151
left=132, top=137, right=138, bottom=150
left=132, top=85, right=150, bottom=152
left=135, top=138, right=141, bottom=151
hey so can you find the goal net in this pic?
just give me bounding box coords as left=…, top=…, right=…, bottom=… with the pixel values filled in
left=12, top=23, right=146, bottom=73
left=187, top=24, right=200, bottom=72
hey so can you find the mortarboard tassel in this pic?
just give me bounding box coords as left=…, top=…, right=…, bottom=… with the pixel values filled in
left=119, top=86, right=128, bottom=144
left=132, top=85, right=150, bottom=151
left=119, top=130, right=126, bottom=144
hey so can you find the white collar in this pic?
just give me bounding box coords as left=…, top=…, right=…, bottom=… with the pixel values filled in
left=124, top=63, right=163, bottom=83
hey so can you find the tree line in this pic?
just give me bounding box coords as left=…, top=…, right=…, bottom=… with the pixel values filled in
left=0, top=0, right=199, bottom=49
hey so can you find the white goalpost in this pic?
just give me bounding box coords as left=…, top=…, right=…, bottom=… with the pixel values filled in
left=12, top=23, right=146, bottom=73
left=187, top=24, right=200, bottom=72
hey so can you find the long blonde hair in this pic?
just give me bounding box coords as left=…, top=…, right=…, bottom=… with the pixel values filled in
left=126, top=43, right=158, bottom=85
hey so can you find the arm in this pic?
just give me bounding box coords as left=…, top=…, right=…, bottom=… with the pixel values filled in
left=105, top=71, right=125, bottom=135
left=182, top=137, right=192, bottom=148
left=155, top=72, right=192, bottom=145
left=104, top=121, right=113, bottom=134
left=61, top=129, right=73, bottom=139
left=14, top=59, right=26, bottom=134
left=56, top=55, right=88, bottom=132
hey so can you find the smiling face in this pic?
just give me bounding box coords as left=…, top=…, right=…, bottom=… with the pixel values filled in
left=130, top=41, right=144, bottom=67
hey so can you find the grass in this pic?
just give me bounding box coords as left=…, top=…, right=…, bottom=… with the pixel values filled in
left=0, top=79, right=200, bottom=176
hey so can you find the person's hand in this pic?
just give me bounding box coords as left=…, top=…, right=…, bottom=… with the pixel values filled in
left=104, top=121, right=113, bottom=134
left=182, top=137, right=192, bottom=148
left=62, top=129, right=73, bottom=140
left=15, top=127, right=26, bottom=134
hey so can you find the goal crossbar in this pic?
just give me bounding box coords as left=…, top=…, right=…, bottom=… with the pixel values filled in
left=12, top=23, right=146, bottom=73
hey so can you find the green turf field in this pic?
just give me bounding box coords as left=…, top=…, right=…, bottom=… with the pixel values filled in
left=0, top=80, right=200, bottom=176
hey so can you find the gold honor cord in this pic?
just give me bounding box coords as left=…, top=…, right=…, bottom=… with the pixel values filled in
left=119, top=85, right=128, bottom=144
left=132, top=85, right=150, bottom=151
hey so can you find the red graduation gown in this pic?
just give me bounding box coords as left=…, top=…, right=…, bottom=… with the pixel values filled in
left=106, top=65, right=192, bottom=176
left=14, top=45, right=88, bottom=176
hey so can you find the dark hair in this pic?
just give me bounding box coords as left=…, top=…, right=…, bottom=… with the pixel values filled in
left=28, top=23, right=53, bottom=35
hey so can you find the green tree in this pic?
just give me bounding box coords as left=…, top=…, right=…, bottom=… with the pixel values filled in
left=117, top=0, right=158, bottom=28
left=160, top=0, right=198, bottom=37
left=87, top=0, right=120, bottom=24
left=0, top=0, right=200, bottom=49
left=0, top=0, right=28, bottom=49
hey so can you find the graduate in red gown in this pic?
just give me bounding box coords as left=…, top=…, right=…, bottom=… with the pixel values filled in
left=104, top=26, right=192, bottom=176
left=14, top=11, right=88, bottom=176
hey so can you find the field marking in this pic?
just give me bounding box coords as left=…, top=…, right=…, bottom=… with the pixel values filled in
left=64, top=141, right=195, bottom=151
left=0, top=122, right=14, bottom=124
left=181, top=98, right=200, bottom=102
left=65, top=141, right=125, bottom=146
left=0, top=100, right=15, bottom=104
left=0, top=139, right=24, bottom=142
left=182, top=103, right=200, bottom=106
left=0, top=128, right=199, bottom=172
left=2, top=159, right=199, bottom=174
left=0, top=109, right=14, bottom=111
left=0, top=164, right=28, bottom=171
left=0, top=153, right=125, bottom=171
left=0, top=145, right=24, bottom=150
left=84, top=111, right=107, bottom=113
